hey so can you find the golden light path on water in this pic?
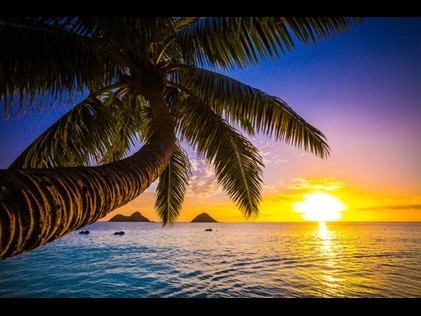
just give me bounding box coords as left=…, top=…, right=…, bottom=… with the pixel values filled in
left=317, top=222, right=340, bottom=292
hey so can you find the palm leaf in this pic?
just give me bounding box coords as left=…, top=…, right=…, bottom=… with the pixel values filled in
left=98, top=92, right=150, bottom=164
left=175, top=97, right=264, bottom=218
left=155, top=142, right=191, bottom=225
left=9, top=91, right=147, bottom=168
left=177, top=66, right=330, bottom=158
left=0, top=17, right=122, bottom=117
left=176, top=17, right=364, bottom=70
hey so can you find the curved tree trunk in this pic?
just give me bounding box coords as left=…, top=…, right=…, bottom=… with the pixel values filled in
left=0, top=88, right=175, bottom=261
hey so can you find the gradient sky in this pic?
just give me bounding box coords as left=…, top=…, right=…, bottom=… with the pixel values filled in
left=1, top=17, right=420, bottom=223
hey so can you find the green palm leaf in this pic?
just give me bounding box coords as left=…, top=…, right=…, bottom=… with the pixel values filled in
left=9, top=91, right=147, bottom=168
left=155, top=142, right=191, bottom=225
left=0, top=17, right=121, bottom=116
left=98, top=92, right=150, bottom=165
left=176, top=17, right=364, bottom=70
left=176, top=97, right=264, bottom=218
left=178, top=66, right=330, bottom=158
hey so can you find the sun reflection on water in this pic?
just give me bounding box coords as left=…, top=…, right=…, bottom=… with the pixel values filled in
left=318, top=222, right=331, bottom=241
left=317, top=222, right=334, bottom=263
left=316, top=222, right=344, bottom=294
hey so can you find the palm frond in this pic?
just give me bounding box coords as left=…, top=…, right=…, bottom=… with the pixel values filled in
left=282, top=17, right=363, bottom=45
left=173, top=17, right=201, bottom=31
left=9, top=91, right=147, bottom=169
left=0, top=17, right=122, bottom=117
left=155, top=142, right=191, bottom=225
left=178, top=66, right=330, bottom=158
left=175, top=97, right=264, bottom=218
left=97, top=92, right=150, bottom=165
left=176, top=17, right=364, bottom=70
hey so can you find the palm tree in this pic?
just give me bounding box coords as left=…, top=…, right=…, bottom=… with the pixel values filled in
left=0, top=17, right=364, bottom=260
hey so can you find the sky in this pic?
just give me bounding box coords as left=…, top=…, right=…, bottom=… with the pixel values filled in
left=1, top=17, right=421, bottom=223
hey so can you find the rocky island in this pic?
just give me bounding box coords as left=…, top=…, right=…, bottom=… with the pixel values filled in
left=191, top=212, right=218, bottom=223
left=108, top=211, right=150, bottom=222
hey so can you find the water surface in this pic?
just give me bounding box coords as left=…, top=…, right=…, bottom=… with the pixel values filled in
left=0, top=222, right=420, bottom=298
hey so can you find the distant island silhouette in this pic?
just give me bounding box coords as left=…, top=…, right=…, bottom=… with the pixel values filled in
left=108, top=211, right=150, bottom=222
left=108, top=211, right=217, bottom=223
left=191, top=212, right=218, bottom=223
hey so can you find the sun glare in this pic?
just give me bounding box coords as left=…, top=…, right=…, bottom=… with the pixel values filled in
left=293, top=192, right=346, bottom=222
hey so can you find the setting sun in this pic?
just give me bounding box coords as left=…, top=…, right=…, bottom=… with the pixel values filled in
left=293, top=192, right=346, bottom=222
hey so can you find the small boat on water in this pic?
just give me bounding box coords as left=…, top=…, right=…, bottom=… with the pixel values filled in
left=78, top=230, right=90, bottom=234
left=113, top=231, right=125, bottom=235
left=205, top=228, right=213, bottom=232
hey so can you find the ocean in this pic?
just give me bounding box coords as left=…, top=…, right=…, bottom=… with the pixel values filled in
left=0, top=221, right=420, bottom=298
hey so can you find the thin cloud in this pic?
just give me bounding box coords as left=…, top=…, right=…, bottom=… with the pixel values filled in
left=262, top=192, right=298, bottom=202
left=252, top=138, right=291, bottom=166
left=287, top=177, right=346, bottom=191
left=187, top=157, right=223, bottom=198
left=357, top=204, right=421, bottom=211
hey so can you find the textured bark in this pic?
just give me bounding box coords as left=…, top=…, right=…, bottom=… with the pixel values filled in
left=0, top=88, right=175, bottom=261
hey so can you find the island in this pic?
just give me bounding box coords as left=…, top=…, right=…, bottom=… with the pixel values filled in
left=191, top=212, right=218, bottom=223
left=108, top=211, right=151, bottom=222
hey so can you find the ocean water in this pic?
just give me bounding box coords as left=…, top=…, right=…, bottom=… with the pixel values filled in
left=0, top=221, right=420, bottom=298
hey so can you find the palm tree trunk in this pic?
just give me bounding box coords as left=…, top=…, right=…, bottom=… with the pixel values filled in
left=0, top=87, right=175, bottom=261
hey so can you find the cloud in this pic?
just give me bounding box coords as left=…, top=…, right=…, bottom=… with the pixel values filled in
left=187, top=157, right=223, bottom=198
left=263, top=192, right=297, bottom=202
left=251, top=138, right=291, bottom=166
left=357, top=204, right=421, bottom=211
left=287, top=177, right=346, bottom=191
left=261, top=178, right=286, bottom=194
left=181, top=137, right=293, bottom=199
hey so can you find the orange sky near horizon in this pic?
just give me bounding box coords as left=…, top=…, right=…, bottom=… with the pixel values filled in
left=100, top=174, right=421, bottom=223
left=100, top=138, right=421, bottom=223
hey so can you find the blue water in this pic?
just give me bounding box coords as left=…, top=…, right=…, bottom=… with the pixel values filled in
left=0, top=222, right=420, bottom=298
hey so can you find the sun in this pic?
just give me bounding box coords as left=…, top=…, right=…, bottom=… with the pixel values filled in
left=293, top=192, right=346, bottom=222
